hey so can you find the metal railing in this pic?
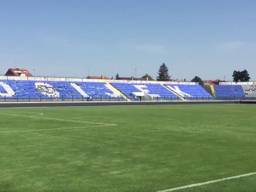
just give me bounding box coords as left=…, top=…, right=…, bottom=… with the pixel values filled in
left=0, top=96, right=255, bottom=103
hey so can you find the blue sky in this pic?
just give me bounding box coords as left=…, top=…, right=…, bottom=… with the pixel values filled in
left=0, top=0, right=255, bottom=80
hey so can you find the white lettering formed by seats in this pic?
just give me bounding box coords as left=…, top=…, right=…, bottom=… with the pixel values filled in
left=166, top=85, right=191, bottom=97
left=70, top=83, right=89, bottom=98
left=133, top=85, right=160, bottom=98
left=35, top=82, right=60, bottom=98
left=0, top=82, right=15, bottom=97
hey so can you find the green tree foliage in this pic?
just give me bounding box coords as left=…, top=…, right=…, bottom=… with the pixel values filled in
left=191, top=76, right=204, bottom=86
left=157, top=63, right=170, bottom=81
left=232, top=70, right=250, bottom=82
left=115, top=73, right=120, bottom=80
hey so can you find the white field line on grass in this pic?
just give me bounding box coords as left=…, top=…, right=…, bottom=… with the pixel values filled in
left=0, top=124, right=111, bottom=134
left=2, top=113, right=117, bottom=126
left=157, top=172, right=256, bottom=192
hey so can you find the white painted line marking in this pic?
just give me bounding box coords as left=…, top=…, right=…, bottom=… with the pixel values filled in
left=0, top=125, right=111, bottom=134
left=3, top=113, right=117, bottom=126
left=157, top=172, right=256, bottom=192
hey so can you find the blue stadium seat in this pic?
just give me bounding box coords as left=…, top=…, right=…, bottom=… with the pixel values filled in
left=0, top=80, right=124, bottom=101
left=73, top=82, right=123, bottom=100
left=111, top=83, right=178, bottom=100
left=0, top=79, right=247, bottom=101
left=164, top=84, right=212, bottom=99
left=214, top=85, right=245, bottom=100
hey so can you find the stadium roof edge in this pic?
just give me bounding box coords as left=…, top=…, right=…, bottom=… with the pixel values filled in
left=1, top=75, right=255, bottom=85
left=0, top=75, right=198, bottom=85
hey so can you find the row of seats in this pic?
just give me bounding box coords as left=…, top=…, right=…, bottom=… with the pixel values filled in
left=0, top=79, right=254, bottom=101
left=164, top=84, right=212, bottom=99
left=1, top=80, right=124, bottom=100
left=214, top=85, right=245, bottom=100
left=111, top=83, right=178, bottom=100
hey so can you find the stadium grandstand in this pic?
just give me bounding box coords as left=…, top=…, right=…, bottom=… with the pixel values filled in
left=0, top=74, right=255, bottom=103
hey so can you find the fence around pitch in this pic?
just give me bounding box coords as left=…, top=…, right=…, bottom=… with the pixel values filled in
left=0, top=96, right=255, bottom=102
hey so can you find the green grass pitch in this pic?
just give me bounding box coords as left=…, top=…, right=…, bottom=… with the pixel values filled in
left=0, top=104, right=256, bottom=192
